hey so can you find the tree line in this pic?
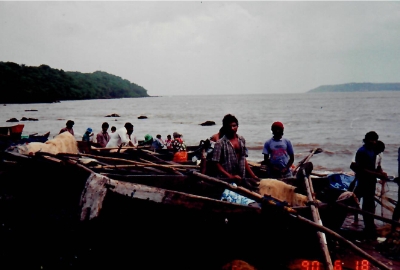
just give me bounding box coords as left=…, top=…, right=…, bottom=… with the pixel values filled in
left=0, top=61, right=149, bottom=103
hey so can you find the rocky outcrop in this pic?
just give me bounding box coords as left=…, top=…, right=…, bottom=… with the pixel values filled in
left=20, top=117, right=38, bottom=121
left=200, top=121, right=215, bottom=126
left=6, top=118, right=19, bottom=122
left=138, top=115, right=148, bottom=119
left=105, top=113, right=120, bottom=117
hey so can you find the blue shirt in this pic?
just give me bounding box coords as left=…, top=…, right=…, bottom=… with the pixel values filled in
left=262, top=137, right=294, bottom=170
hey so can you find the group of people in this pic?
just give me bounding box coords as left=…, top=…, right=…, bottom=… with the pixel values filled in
left=59, top=120, right=135, bottom=148
left=58, top=120, right=188, bottom=161
left=209, top=114, right=294, bottom=181
left=208, top=114, right=398, bottom=242
left=59, top=115, right=396, bottom=241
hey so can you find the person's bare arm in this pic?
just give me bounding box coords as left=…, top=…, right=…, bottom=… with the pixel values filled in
left=282, top=153, right=294, bottom=174
left=215, top=162, right=242, bottom=183
left=245, top=159, right=259, bottom=180
left=351, top=161, right=388, bottom=180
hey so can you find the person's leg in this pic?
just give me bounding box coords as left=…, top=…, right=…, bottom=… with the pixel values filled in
left=352, top=184, right=363, bottom=224
left=362, top=183, right=377, bottom=238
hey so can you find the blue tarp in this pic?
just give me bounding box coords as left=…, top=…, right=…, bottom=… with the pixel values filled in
left=327, top=173, right=355, bottom=191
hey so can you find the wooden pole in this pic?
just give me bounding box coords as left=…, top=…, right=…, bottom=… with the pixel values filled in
left=337, top=203, right=400, bottom=227
left=302, top=169, right=333, bottom=270
left=293, top=148, right=322, bottom=176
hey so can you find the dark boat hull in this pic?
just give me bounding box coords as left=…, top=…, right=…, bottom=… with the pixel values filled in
left=0, top=151, right=332, bottom=269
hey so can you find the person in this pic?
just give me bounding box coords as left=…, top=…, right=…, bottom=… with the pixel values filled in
left=143, top=134, right=153, bottom=146
left=392, top=147, right=400, bottom=223
left=212, top=114, right=259, bottom=186
left=261, top=121, right=294, bottom=179
left=210, top=126, right=225, bottom=142
left=96, top=122, right=110, bottom=148
left=350, top=131, right=388, bottom=240
left=106, top=122, right=138, bottom=148
left=111, top=126, right=116, bottom=133
left=165, top=134, right=173, bottom=149
left=172, top=132, right=187, bottom=162
left=151, top=134, right=165, bottom=151
left=349, top=139, right=386, bottom=223
left=82, top=128, right=93, bottom=142
left=59, top=120, right=74, bottom=136
left=375, top=140, right=385, bottom=173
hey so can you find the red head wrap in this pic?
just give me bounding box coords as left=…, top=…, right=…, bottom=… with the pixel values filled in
left=271, top=121, right=284, bottom=130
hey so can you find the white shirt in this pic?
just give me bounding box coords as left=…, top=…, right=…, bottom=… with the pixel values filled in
left=106, top=127, right=138, bottom=148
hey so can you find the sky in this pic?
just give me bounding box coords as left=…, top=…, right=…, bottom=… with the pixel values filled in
left=1, top=1, right=400, bottom=96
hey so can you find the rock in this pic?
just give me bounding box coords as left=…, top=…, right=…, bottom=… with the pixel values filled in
left=105, top=113, right=120, bottom=117
left=20, top=117, right=38, bottom=121
left=6, top=118, right=19, bottom=122
left=25, top=109, right=38, bottom=111
left=200, top=121, right=216, bottom=126
left=138, top=115, right=148, bottom=119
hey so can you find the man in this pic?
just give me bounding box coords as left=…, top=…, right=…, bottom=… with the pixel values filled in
left=261, top=121, right=294, bottom=179
left=59, top=120, right=74, bottom=136
left=106, top=122, right=138, bottom=148
left=96, top=122, right=110, bottom=148
left=351, top=131, right=388, bottom=240
left=349, top=140, right=387, bottom=223
left=212, top=114, right=259, bottom=185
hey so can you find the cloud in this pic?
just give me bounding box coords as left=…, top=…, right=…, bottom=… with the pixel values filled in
left=1, top=1, right=400, bottom=96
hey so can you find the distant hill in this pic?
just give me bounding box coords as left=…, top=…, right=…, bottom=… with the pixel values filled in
left=308, top=83, right=400, bottom=93
left=0, top=61, right=149, bottom=103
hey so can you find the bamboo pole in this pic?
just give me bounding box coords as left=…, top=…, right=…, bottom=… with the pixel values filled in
left=302, top=169, right=333, bottom=270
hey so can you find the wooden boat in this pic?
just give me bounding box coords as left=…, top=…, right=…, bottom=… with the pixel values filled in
left=0, top=123, right=24, bottom=139
left=1, top=146, right=397, bottom=270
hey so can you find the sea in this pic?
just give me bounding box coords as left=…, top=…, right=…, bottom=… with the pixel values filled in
left=1, top=91, right=400, bottom=204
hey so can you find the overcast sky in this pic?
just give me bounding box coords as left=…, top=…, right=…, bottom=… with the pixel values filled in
left=1, top=1, right=399, bottom=96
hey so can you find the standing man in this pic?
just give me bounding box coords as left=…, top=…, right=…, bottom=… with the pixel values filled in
left=261, top=121, right=294, bottom=179
left=106, top=122, right=138, bottom=148
left=212, top=114, right=259, bottom=185
left=96, top=122, right=110, bottom=148
left=351, top=131, right=388, bottom=240
left=59, top=120, right=75, bottom=136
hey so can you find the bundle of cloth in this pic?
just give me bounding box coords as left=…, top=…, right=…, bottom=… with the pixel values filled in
left=16, top=131, right=79, bottom=155
left=258, top=178, right=309, bottom=207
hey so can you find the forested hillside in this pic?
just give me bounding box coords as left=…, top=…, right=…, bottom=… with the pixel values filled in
left=0, top=62, right=149, bottom=103
left=308, top=83, right=400, bottom=93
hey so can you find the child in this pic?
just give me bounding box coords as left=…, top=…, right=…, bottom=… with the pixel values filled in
left=261, top=121, right=294, bottom=178
left=82, top=127, right=94, bottom=142
left=165, top=134, right=173, bottom=149
left=111, top=126, right=116, bottom=133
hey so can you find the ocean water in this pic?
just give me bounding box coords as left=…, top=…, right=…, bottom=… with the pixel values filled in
left=1, top=91, right=399, bottom=175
